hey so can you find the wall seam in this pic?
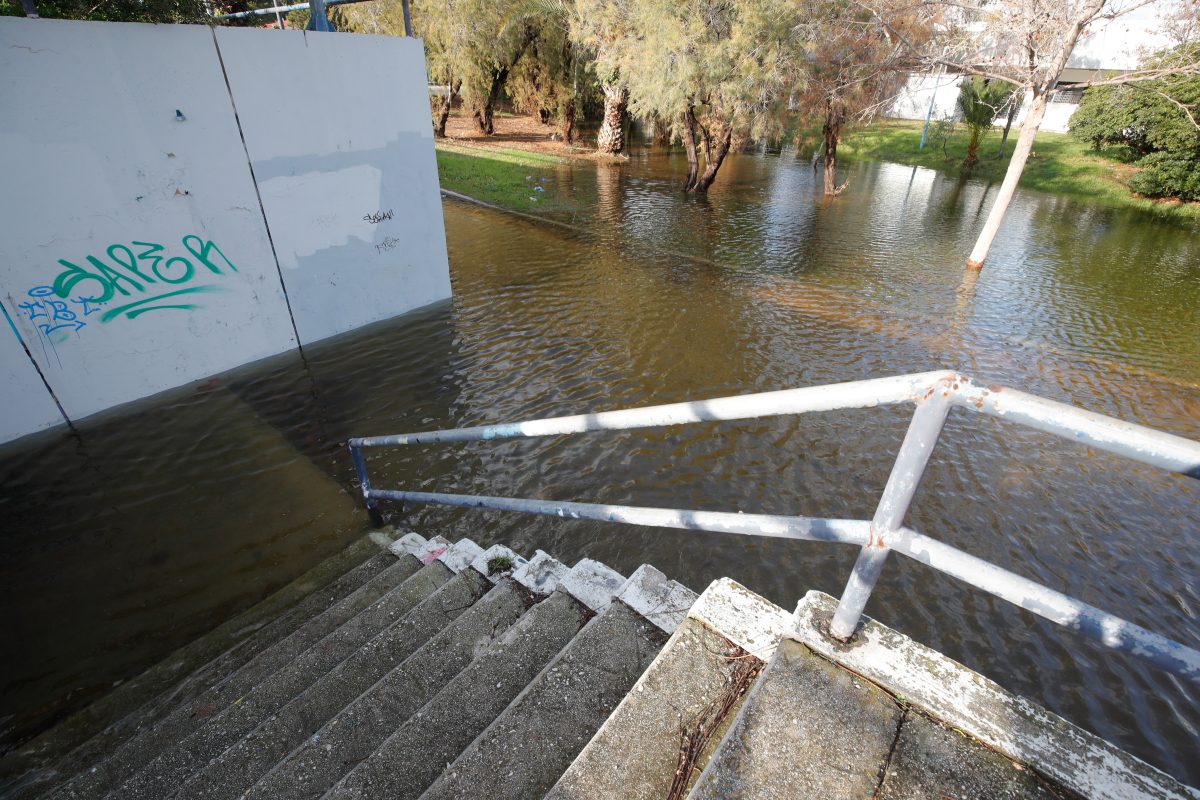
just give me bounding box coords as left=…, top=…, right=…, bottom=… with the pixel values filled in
left=1, top=300, right=76, bottom=432
left=208, top=25, right=306, bottom=352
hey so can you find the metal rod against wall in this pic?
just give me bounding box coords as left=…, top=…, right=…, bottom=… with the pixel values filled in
left=401, top=0, right=412, bottom=36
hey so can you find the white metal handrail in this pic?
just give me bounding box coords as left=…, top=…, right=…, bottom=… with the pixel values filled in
left=348, top=370, right=1200, bottom=680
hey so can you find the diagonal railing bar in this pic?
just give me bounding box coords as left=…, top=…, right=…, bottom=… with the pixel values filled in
left=348, top=371, right=1200, bottom=681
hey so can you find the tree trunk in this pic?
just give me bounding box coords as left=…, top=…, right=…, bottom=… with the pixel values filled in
left=965, top=92, right=1048, bottom=268
left=596, top=83, right=629, bottom=155
left=681, top=107, right=700, bottom=192
left=966, top=1, right=1098, bottom=268
left=964, top=129, right=981, bottom=169
left=473, top=67, right=509, bottom=135
left=433, top=77, right=460, bottom=139
left=996, top=99, right=1018, bottom=158
left=693, top=124, right=732, bottom=192
left=560, top=101, right=576, bottom=145
left=822, top=107, right=847, bottom=196
left=652, top=115, right=672, bottom=146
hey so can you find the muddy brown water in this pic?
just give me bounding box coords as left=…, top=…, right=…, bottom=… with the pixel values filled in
left=2, top=147, right=1198, bottom=784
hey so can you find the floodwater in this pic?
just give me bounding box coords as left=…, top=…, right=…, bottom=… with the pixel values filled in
left=2, top=146, right=1198, bottom=784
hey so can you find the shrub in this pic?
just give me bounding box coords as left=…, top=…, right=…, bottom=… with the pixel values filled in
left=1128, top=151, right=1200, bottom=201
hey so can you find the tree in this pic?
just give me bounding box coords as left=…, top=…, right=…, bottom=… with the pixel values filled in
left=572, top=0, right=635, bottom=154
left=2, top=0, right=205, bottom=21
left=508, top=6, right=595, bottom=144
left=956, top=77, right=1015, bottom=169
left=596, top=0, right=803, bottom=192
left=793, top=0, right=930, bottom=195
left=858, top=0, right=1200, bottom=269
left=366, top=0, right=534, bottom=136
left=1071, top=41, right=1200, bottom=200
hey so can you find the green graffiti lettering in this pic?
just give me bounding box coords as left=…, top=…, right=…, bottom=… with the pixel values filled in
left=40, top=237, right=239, bottom=330
left=183, top=235, right=239, bottom=274
left=134, top=241, right=194, bottom=284
left=100, top=285, right=225, bottom=323
left=54, top=258, right=114, bottom=303
left=106, top=244, right=158, bottom=285
left=85, top=255, right=142, bottom=296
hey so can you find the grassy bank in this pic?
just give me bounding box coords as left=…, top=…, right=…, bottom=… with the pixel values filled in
left=436, top=119, right=1198, bottom=223
left=835, top=119, right=1199, bottom=222
left=435, top=143, right=570, bottom=214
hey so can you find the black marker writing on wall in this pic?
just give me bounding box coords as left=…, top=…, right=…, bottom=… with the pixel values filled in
left=363, top=209, right=394, bottom=224
left=375, top=237, right=401, bottom=254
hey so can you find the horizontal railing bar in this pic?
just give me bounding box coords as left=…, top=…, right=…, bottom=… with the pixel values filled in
left=951, top=377, right=1200, bottom=477
left=366, top=489, right=871, bottom=545
left=374, top=487, right=1200, bottom=681
left=350, top=371, right=1200, bottom=479
left=349, top=371, right=951, bottom=448
left=889, top=526, right=1200, bottom=680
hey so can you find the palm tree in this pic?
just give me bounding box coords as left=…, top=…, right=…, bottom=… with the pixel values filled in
left=957, top=77, right=1017, bottom=171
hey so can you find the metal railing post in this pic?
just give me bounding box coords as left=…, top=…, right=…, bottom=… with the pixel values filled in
left=348, top=442, right=383, bottom=527
left=829, top=389, right=953, bottom=640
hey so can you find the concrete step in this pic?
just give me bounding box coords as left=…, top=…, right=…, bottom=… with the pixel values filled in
left=241, top=550, right=567, bottom=800
left=877, top=711, right=1065, bottom=799
left=546, top=574, right=784, bottom=800
left=416, top=565, right=688, bottom=800
left=106, top=539, right=483, bottom=800
left=175, top=545, right=528, bottom=800
left=22, top=531, right=1191, bottom=800
left=324, top=558, right=627, bottom=800
left=2, top=532, right=411, bottom=800
left=686, top=635, right=903, bottom=800
left=45, top=535, right=448, bottom=800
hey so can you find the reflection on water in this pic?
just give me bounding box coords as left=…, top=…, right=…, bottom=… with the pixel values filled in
left=2, top=148, right=1198, bottom=784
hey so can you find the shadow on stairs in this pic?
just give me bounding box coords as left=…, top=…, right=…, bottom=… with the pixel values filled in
left=1, top=530, right=1195, bottom=800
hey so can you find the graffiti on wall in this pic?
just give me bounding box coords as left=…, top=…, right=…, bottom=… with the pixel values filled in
left=17, top=236, right=238, bottom=341
left=363, top=209, right=394, bottom=224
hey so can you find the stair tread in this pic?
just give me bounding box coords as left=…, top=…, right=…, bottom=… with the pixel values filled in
left=325, top=588, right=592, bottom=800
left=420, top=599, right=668, bottom=800
left=878, top=712, right=1065, bottom=800
left=546, top=616, right=761, bottom=800
left=175, top=565, right=498, bottom=800
left=47, top=545, right=438, bottom=800
left=2, top=534, right=402, bottom=800
left=108, top=555, right=462, bottom=800
left=243, top=572, right=536, bottom=800
left=686, top=637, right=902, bottom=800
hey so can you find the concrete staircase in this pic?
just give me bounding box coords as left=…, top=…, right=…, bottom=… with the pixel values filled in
left=1, top=530, right=1195, bottom=800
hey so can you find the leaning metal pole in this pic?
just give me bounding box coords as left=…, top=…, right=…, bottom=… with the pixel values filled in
left=829, top=389, right=954, bottom=640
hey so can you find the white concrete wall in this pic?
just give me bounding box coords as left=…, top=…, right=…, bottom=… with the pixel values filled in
left=0, top=317, right=67, bottom=442
left=0, top=18, right=450, bottom=445
left=889, top=76, right=1079, bottom=133
left=217, top=29, right=450, bottom=344
left=888, top=73, right=965, bottom=122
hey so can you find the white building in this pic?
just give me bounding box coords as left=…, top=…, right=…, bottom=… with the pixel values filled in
left=887, top=5, right=1177, bottom=133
